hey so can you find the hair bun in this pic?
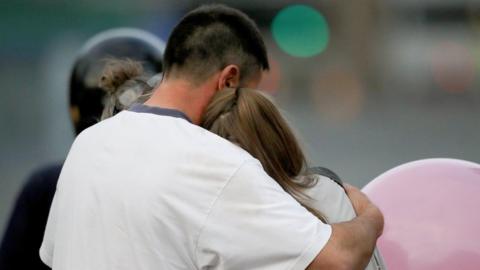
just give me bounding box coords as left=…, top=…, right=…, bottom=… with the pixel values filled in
left=99, top=58, right=144, bottom=93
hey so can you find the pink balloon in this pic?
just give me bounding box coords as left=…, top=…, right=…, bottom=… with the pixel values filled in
left=363, top=158, right=480, bottom=270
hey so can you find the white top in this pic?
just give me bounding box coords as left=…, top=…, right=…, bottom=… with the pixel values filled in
left=301, top=175, right=386, bottom=270
left=40, top=105, right=332, bottom=270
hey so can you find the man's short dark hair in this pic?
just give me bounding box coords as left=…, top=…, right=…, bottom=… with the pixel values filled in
left=163, top=4, right=269, bottom=85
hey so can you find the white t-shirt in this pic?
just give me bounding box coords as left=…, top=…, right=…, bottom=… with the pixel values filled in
left=40, top=104, right=332, bottom=270
left=301, top=175, right=386, bottom=270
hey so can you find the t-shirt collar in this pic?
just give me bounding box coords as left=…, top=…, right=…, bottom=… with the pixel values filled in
left=129, top=103, right=192, bottom=123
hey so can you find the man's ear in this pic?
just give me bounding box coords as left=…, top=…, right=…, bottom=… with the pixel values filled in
left=217, top=65, right=240, bottom=90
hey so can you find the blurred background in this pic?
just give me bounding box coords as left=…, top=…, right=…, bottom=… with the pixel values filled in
left=1, top=0, right=479, bottom=234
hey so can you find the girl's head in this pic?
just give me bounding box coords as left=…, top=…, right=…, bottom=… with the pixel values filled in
left=98, top=58, right=157, bottom=120
left=202, top=88, right=324, bottom=220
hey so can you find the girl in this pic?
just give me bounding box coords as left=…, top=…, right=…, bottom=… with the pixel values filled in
left=201, top=88, right=385, bottom=269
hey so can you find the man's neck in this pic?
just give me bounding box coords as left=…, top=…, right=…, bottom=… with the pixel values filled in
left=144, top=77, right=217, bottom=125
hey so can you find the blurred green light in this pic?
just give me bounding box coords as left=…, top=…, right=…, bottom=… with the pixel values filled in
left=272, top=5, right=329, bottom=58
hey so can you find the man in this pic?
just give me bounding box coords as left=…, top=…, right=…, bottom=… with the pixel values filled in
left=41, top=5, right=383, bottom=270
left=0, top=28, right=165, bottom=270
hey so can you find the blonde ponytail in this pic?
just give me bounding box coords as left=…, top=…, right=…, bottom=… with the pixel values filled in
left=202, top=88, right=327, bottom=222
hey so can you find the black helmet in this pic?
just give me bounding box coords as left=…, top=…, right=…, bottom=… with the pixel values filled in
left=69, top=28, right=165, bottom=134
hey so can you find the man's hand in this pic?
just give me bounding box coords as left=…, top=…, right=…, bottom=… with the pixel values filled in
left=344, top=184, right=384, bottom=237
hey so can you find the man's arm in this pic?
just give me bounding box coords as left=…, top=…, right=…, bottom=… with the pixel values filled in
left=307, top=184, right=384, bottom=270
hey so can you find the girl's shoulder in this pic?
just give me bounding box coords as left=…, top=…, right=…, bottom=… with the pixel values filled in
left=307, top=166, right=344, bottom=189
left=299, top=172, right=357, bottom=224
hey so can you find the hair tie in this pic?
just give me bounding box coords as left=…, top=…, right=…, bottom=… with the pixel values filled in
left=235, top=87, right=241, bottom=98
left=232, top=87, right=241, bottom=106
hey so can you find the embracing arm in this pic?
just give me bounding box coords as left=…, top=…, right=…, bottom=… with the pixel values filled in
left=307, top=184, right=384, bottom=270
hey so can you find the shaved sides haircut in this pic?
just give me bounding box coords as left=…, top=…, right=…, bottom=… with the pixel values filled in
left=163, top=4, right=269, bottom=85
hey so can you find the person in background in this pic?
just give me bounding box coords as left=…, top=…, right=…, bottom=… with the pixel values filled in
left=0, top=28, right=165, bottom=270
left=40, top=4, right=383, bottom=270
